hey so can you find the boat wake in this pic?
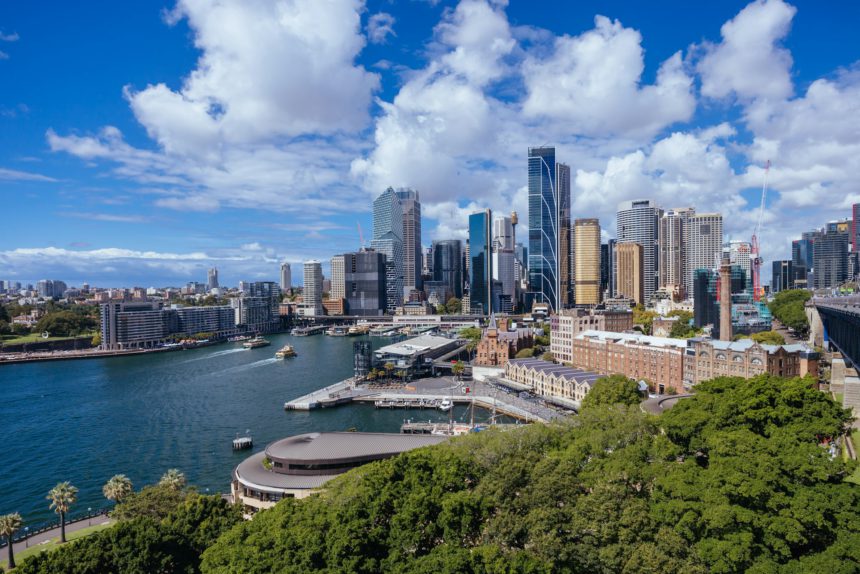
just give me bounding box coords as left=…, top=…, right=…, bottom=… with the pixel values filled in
left=220, top=357, right=279, bottom=374
left=179, top=348, right=246, bottom=364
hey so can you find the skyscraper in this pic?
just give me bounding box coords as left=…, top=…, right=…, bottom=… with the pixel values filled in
left=302, top=260, right=324, bottom=316
left=527, top=146, right=571, bottom=311
left=574, top=219, right=601, bottom=305
left=686, top=213, right=724, bottom=292
left=431, top=239, right=463, bottom=299
left=771, top=260, right=794, bottom=293
left=343, top=249, right=386, bottom=316
left=207, top=267, right=219, bottom=291
left=616, top=199, right=661, bottom=304
left=813, top=222, right=849, bottom=289
left=615, top=242, right=644, bottom=305
left=279, top=262, right=291, bottom=292
left=330, top=255, right=345, bottom=300
left=658, top=208, right=693, bottom=297
left=469, top=210, right=493, bottom=314
left=370, top=187, right=404, bottom=313
left=395, top=189, right=422, bottom=293
left=492, top=215, right=516, bottom=312
left=853, top=203, right=860, bottom=251
left=726, top=240, right=752, bottom=289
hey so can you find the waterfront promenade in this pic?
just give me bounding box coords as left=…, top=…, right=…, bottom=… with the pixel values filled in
left=285, top=376, right=569, bottom=423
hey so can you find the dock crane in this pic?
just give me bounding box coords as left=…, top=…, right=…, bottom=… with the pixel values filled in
left=750, top=160, right=770, bottom=302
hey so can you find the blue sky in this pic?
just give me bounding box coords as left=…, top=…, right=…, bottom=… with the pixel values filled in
left=1, top=0, right=859, bottom=287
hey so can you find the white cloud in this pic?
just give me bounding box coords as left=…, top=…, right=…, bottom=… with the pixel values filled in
left=522, top=16, right=695, bottom=139
left=0, top=31, right=19, bottom=42
left=60, top=212, right=150, bottom=223
left=0, top=167, right=58, bottom=182
left=367, top=12, right=395, bottom=44
left=698, top=0, right=796, bottom=101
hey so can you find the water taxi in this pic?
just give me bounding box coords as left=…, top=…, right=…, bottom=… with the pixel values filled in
left=243, top=336, right=271, bottom=349
left=275, top=344, right=297, bottom=359
left=438, top=398, right=453, bottom=412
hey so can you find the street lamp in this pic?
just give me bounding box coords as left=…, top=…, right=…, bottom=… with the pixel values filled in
left=88, top=507, right=92, bottom=526
left=24, top=526, right=29, bottom=548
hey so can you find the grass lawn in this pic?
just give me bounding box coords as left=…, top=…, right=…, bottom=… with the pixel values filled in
left=0, top=333, right=93, bottom=345
left=835, top=392, right=844, bottom=404
left=847, top=430, right=860, bottom=486
left=1, top=522, right=112, bottom=569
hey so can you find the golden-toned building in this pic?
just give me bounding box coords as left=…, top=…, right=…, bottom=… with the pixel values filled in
left=616, top=242, right=644, bottom=306
left=574, top=218, right=601, bottom=305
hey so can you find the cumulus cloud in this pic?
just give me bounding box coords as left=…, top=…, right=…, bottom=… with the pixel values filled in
left=367, top=12, right=395, bottom=44
left=522, top=16, right=695, bottom=139
left=698, top=0, right=796, bottom=101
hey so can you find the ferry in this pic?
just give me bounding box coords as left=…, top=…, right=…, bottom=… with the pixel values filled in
left=275, top=344, right=297, bottom=359
left=228, top=335, right=252, bottom=342
left=348, top=325, right=368, bottom=336
left=243, top=336, right=271, bottom=349
left=438, top=398, right=453, bottom=412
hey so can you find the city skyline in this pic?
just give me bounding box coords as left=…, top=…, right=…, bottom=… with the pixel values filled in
left=2, top=1, right=860, bottom=286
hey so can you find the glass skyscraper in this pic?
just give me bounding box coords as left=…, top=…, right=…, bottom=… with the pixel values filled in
left=616, top=199, right=662, bottom=304
left=394, top=189, right=421, bottom=293
left=370, top=187, right=404, bottom=312
left=469, top=210, right=492, bottom=315
left=527, top=146, right=571, bottom=311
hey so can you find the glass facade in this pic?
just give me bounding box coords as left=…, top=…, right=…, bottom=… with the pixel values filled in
left=527, top=147, right=570, bottom=311
left=431, top=239, right=463, bottom=299
left=469, top=210, right=492, bottom=314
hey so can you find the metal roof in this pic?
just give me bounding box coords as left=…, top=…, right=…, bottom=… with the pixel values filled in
left=265, top=432, right=447, bottom=462
left=507, top=358, right=602, bottom=387
left=576, top=330, right=688, bottom=349
left=376, top=335, right=458, bottom=357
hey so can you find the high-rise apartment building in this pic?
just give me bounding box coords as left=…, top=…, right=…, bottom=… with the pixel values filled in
left=813, top=222, right=849, bottom=289
left=207, top=267, right=219, bottom=291
left=602, top=239, right=616, bottom=299
left=615, top=242, right=644, bottom=305
left=726, top=240, right=752, bottom=288
left=792, top=238, right=813, bottom=271
left=616, top=200, right=661, bottom=304
left=343, top=249, right=386, bottom=316
left=574, top=219, right=601, bottom=305
left=302, top=260, right=324, bottom=316
left=395, top=189, right=422, bottom=292
left=658, top=208, right=693, bottom=297
left=370, top=187, right=404, bottom=312
left=330, top=255, right=345, bottom=301
left=492, top=215, right=516, bottom=312
left=431, top=239, right=462, bottom=300
left=469, top=210, right=493, bottom=314
left=686, top=213, right=724, bottom=291
left=527, top=146, right=571, bottom=311
left=853, top=203, right=860, bottom=251
left=280, top=262, right=292, bottom=292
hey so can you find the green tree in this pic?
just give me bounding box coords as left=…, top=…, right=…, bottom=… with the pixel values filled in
left=159, top=469, right=187, bottom=492
left=581, top=374, right=642, bottom=409
left=514, top=347, right=535, bottom=359
left=0, top=512, right=23, bottom=570
left=768, top=289, right=811, bottom=334
left=436, top=304, right=447, bottom=315
left=92, top=331, right=102, bottom=347
left=35, top=311, right=96, bottom=337
left=47, top=481, right=78, bottom=543
left=383, top=362, right=395, bottom=383
left=111, top=485, right=187, bottom=522
left=103, top=474, right=134, bottom=505
left=750, top=330, right=786, bottom=345
left=540, top=351, right=554, bottom=362
left=452, top=361, right=465, bottom=380
left=445, top=297, right=462, bottom=314
left=633, top=305, right=658, bottom=335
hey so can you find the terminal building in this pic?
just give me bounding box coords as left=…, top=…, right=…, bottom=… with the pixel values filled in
left=232, top=432, right=446, bottom=514
left=373, top=334, right=462, bottom=377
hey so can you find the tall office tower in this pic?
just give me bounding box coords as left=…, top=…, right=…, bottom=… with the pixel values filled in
left=771, top=260, right=794, bottom=293
left=514, top=242, right=528, bottom=293
left=370, top=187, right=404, bottom=312
left=604, top=239, right=617, bottom=299
left=431, top=239, right=463, bottom=299
left=693, top=269, right=718, bottom=331
left=726, top=240, right=752, bottom=288
left=527, top=146, right=571, bottom=311
left=422, top=247, right=433, bottom=278
left=792, top=238, right=813, bottom=270
left=279, top=262, right=292, bottom=291
left=853, top=203, right=860, bottom=251
left=574, top=219, right=601, bottom=305
left=616, top=199, right=662, bottom=304
left=463, top=241, right=470, bottom=296
left=207, top=267, right=219, bottom=291
left=329, top=255, right=346, bottom=300
left=395, top=188, right=422, bottom=292
left=686, top=213, right=724, bottom=292
left=469, top=210, right=493, bottom=314
left=615, top=242, right=644, bottom=305
left=343, top=249, right=386, bottom=316
left=813, top=222, right=850, bottom=289
left=302, top=260, right=324, bottom=316
left=719, top=256, right=732, bottom=341
left=658, top=208, right=693, bottom=297
left=492, top=216, right=516, bottom=312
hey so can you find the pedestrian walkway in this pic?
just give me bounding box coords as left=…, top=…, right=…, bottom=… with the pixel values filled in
left=7, top=514, right=112, bottom=562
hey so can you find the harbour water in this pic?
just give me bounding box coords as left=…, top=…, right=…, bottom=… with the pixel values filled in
left=0, top=334, right=484, bottom=525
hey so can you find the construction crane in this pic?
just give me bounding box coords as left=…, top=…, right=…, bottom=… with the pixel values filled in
left=750, top=160, right=770, bottom=302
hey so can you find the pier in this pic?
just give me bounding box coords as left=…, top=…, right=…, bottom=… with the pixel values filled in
left=291, top=325, right=328, bottom=336
left=284, top=376, right=569, bottom=423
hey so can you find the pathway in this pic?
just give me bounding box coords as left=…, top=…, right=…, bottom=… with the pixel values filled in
left=7, top=514, right=112, bottom=561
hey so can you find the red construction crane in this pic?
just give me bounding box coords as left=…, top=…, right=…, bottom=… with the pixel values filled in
left=751, top=160, right=770, bottom=302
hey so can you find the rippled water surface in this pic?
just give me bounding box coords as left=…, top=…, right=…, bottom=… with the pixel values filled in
left=0, top=334, right=476, bottom=524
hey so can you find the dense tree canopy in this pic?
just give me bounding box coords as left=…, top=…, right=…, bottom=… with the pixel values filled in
left=34, top=311, right=97, bottom=337
left=769, top=289, right=811, bottom=334
left=735, top=330, right=787, bottom=345
left=580, top=374, right=642, bottom=409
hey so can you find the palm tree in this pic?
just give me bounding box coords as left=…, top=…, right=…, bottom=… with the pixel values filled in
left=0, top=512, right=23, bottom=569
left=47, top=482, right=78, bottom=543
left=159, top=469, right=186, bottom=491
left=452, top=361, right=465, bottom=381
left=103, top=474, right=134, bottom=504
left=383, top=362, right=394, bottom=383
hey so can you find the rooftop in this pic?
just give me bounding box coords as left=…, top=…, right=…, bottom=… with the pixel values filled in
left=376, top=334, right=458, bottom=357
left=507, top=358, right=602, bottom=387
left=576, top=330, right=688, bottom=349
left=265, top=432, right=447, bottom=462
left=692, top=338, right=816, bottom=355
